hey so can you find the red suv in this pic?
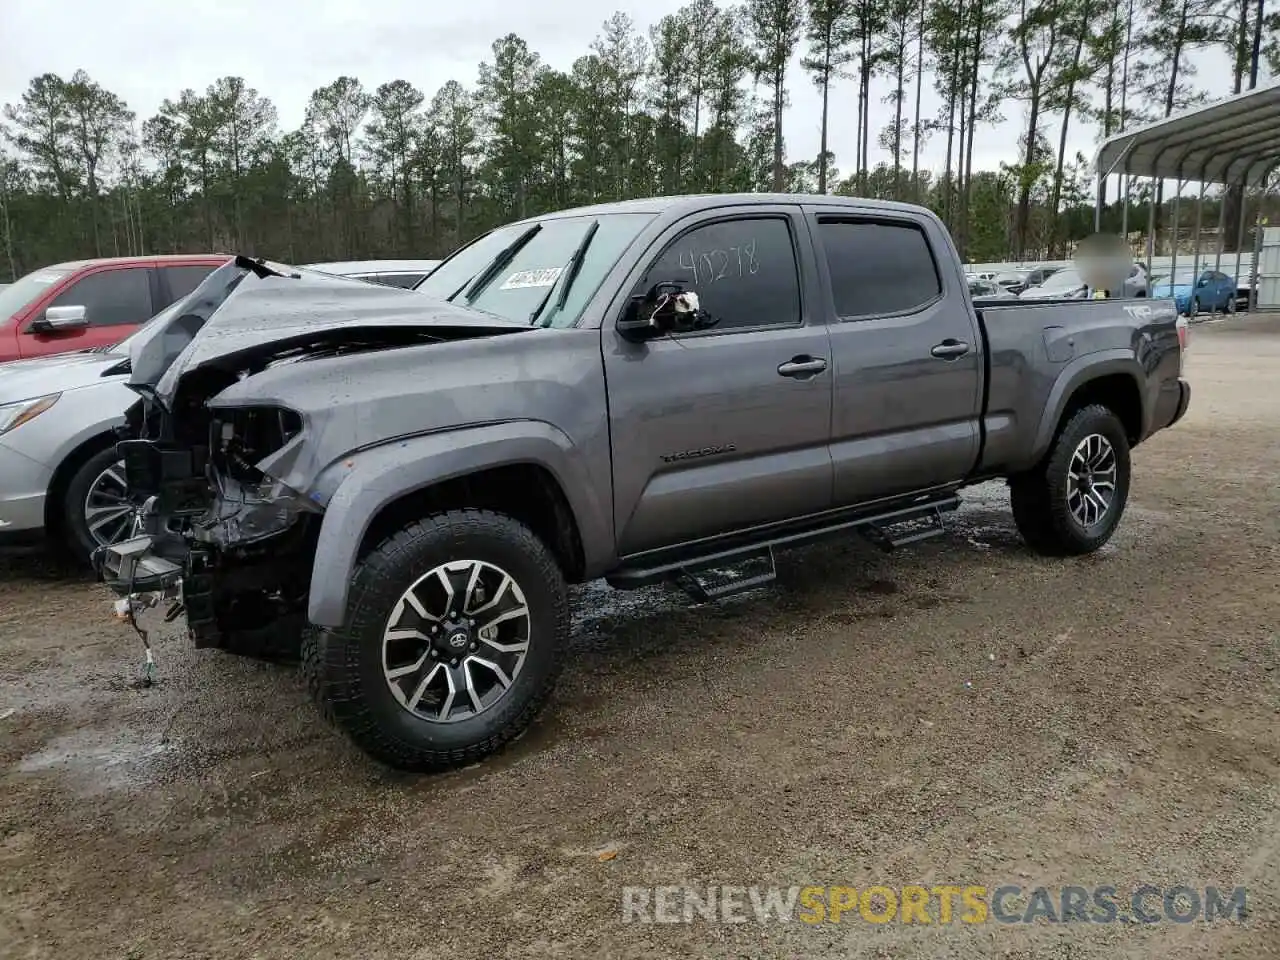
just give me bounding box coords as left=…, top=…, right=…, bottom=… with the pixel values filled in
left=0, top=254, right=231, bottom=363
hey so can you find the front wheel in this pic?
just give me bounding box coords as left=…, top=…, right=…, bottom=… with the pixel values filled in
left=1010, top=404, right=1132, bottom=556
left=310, top=509, right=569, bottom=771
left=62, top=448, right=136, bottom=562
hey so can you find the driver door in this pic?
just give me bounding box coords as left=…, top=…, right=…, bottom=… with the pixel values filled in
left=602, top=206, right=834, bottom=556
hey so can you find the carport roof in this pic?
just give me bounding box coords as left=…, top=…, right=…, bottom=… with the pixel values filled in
left=1095, top=83, right=1280, bottom=186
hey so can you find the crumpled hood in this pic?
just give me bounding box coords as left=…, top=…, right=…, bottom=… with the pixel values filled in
left=0, top=350, right=126, bottom=402
left=126, top=257, right=528, bottom=406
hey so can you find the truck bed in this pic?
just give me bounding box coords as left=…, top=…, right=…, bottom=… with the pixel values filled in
left=973, top=296, right=1184, bottom=476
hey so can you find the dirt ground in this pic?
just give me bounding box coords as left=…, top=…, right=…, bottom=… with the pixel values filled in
left=2, top=316, right=1279, bottom=960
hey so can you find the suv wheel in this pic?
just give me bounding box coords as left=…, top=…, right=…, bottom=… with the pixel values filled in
left=1010, top=404, right=1132, bottom=556
left=62, top=448, right=136, bottom=562
left=310, top=509, right=568, bottom=771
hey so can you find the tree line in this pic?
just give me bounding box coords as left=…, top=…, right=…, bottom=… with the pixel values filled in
left=1, top=0, right=1277, bottom=281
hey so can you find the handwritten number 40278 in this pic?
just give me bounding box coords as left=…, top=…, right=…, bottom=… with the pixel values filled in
left=677, top=239, right=760, bottom=286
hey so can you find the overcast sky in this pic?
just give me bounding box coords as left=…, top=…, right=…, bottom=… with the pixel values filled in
left=0, top=0, right=1248, bottom=181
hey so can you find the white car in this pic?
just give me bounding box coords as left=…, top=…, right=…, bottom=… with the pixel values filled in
left=0, top=261, right=436, bottom=560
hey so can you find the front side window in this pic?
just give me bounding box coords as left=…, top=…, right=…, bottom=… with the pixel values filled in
left=415, top=213, right=654, bottom=328
left=819, top=219, right=941, bottom=318
left=636, top=216, right=802, bottom=332
left=50, top=267, right=152, bottom=327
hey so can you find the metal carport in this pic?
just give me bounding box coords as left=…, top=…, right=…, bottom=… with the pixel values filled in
left=1094, top=82, right=1280, bottom=312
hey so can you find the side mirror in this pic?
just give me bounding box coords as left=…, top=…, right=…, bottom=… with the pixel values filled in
left=616, top=281, right=687, bottom=342
left=31, top=305, right=88, bottom=334
left=1197, top=278, right=1208, bottom=287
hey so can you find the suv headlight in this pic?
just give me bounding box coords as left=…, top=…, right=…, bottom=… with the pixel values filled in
left=0, top=394, right=60, bottom=436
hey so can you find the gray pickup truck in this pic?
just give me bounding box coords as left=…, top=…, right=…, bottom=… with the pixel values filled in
left=98, top=194, right=1191, bottom=771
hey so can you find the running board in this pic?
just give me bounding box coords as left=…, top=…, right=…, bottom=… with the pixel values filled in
left=861, top=502, right=952, bottom=552
left=607, top=492, right=962, bottom=591
left=676, top=548, right=777, bottom=602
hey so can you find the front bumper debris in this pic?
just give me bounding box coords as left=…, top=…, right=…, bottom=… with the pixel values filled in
left=97, top=534, right=183, bottom=596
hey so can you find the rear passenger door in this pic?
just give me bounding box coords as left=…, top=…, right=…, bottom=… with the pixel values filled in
left=810, top=210, right=983, bottom=505
left=603, top=206, right=834, bottom=555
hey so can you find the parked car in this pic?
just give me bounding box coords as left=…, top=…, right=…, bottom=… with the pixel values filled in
left=1021, top=267, right=1089, bottom=299
left=1150, top=268, right=1237, bottom=316
left=304, top=259, right=440, bottom=289
left=0, top=255, right=231, bottom=364
left=1019, top=263, right=1148, bottom=300
left=968, top=277, right=1018, bottom=299
left=1023, top=265, right=1062, bottom=289
left=98, top=195, right=1190, bottom=773
left=993, top=270, right=1031, bottom=295
left=0, top=261, right=415, bottom=559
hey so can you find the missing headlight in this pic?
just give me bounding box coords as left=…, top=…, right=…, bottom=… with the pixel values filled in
left=210, top=405, right=303, bottom=483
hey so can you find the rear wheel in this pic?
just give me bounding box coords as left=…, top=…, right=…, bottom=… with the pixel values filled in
left=310, top=509, right=568, bottom=771
left=1010, top=404, right=1132, bottom=556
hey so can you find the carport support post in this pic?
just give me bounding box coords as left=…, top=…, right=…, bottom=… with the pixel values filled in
left=1169, top=180, right=1182, bottom=285
left=1094, top=170, right=1104, bottom=232
left=1120, top=162, right=1131, bottom=241
left=1187, top=180, right=1198, bottom=296
left=1146, top=178, right=1157, bottom=268
left=1214, top=182, right=1227, bottom=273
left=1234, top=176, right=1248, bottom=291
left=1250, top=199, right=1264, bottom=311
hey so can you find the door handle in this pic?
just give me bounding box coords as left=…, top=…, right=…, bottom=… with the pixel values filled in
left=930, top=339, right=970, bottom=359
left=777, top=356, right=828, bottom=378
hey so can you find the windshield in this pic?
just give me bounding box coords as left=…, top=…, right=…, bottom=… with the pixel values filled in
left=994, top=272, right=1026, bottom=284
left=0, top=266, right=74, bottom=320
left=1039, top=269, right=1084, bottom=291
left=415, top=213, right=654, bottom=328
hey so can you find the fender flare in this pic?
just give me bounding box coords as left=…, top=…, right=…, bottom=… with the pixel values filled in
left=1025, top=351, right=1146, bottom=468
left=306, top=421, right=610, bottom=628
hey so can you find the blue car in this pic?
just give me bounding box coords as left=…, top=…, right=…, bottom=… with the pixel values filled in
left=1150, top=268, right=1237, bottom=316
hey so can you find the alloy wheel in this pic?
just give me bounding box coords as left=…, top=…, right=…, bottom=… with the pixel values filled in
left=1065, top=434, right=1117, bottom=528
left=83, top=460, right=136, bottom=547
left=381, top=559, right=531, bottom=723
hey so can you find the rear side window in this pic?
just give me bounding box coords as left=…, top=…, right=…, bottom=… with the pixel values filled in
left=163, top=264, right=219, bottom=305
left=50, top=267, right=153, bottom=327
left=819, top=219, right=941, bottom=319
left=639, top=216, right=801, bottom=332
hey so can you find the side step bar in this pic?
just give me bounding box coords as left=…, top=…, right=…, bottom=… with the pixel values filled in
left=607, top=492, right=962, bottom=596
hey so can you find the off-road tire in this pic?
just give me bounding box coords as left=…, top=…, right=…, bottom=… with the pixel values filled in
left=1009, top=404, right=1132, bottom=556
left=310, top=509, right=568, bottom=772
left=299, top=627, right=334, bottom=724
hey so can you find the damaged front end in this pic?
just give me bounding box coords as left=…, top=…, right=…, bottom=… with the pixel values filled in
left=100, top=400, right=323, bottom=655
left=94, top=254, right=529, bottom=657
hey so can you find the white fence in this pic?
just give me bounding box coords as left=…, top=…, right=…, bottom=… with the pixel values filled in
left=966, top=253, right=1258, bottom=280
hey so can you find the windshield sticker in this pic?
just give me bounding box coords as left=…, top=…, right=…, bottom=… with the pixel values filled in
left=500, top=267, right=563, bottom=290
